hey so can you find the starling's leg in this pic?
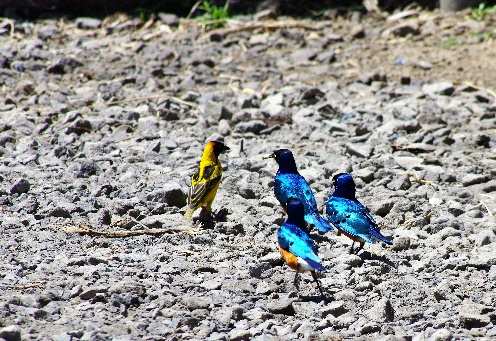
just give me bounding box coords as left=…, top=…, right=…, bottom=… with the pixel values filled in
left=354, top=242, right=365, bottom=255
left=349, top=241, right=355, bottom=254
left=293, top=272, right=300, bottom=290
left=311, top=272, right=326, bottom=299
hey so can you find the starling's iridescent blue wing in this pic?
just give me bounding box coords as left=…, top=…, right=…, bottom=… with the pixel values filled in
left=274, top=173, right=314, bottom=208
left=326, top=196, right=392, bottom=245
left=277, top=223, right=324, bottom=272
left=274, top=173, right=333, bottom=233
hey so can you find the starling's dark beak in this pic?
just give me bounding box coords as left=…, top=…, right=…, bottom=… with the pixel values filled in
left=262, top=153, right=274, bottom=160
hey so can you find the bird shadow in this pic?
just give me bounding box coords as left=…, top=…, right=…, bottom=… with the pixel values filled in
left=297, top=293, right=333, bottom=303
left=310, top=233, right=333, bottom=244
left=192, top=208, right=229, bottom=229
left=358, top=250, right=397, bottom=269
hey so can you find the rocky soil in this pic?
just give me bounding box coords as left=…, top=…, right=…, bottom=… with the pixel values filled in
left=1, top=9, right=496, bottom=341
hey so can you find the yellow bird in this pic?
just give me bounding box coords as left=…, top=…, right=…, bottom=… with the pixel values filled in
left=185, top=136, right=229, bottom=220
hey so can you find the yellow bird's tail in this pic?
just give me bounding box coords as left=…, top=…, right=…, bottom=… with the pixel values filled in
left=184, top=207, right=194, bottom=220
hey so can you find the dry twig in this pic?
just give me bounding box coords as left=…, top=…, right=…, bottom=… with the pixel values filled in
left=186, top=1, right=203, bottom=19
left=109, top=95, right=197, bottom=108
left=63, top=224, right=199, bottom=238
left=202, top=20, right=321, bottom=40
left=0, top=281, right=45, bottom=290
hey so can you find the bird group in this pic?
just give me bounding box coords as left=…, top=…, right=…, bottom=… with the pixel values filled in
left=185, top=136, right=394, bottom=297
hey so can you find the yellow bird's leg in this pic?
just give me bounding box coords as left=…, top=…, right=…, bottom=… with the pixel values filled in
left=184, top=207, right=195, bottom=220
left=199, top=206, right=212, bottom=219
left=198, top=206, right=215, bottom=229
left=185, top=226, right=202, bottom=235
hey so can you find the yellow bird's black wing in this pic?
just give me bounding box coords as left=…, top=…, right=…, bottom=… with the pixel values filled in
left=187, top=165, right=221, bottom=209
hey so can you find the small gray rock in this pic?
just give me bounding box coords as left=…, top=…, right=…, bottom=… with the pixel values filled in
left=384, top=22, right=420, bottom=37
left=146, top=183, right=186, bottom=208
left=52, top=333, right=72, bottom=341
left=387, top=174, right=411, bottom=191
left=342, top=254, right=363, bottom=267
left=461, top=173, right=489, bottom=187
left=423, top=82, right=455, bottom=96
left=228, top=329, right=251, bottom=341
left=267, top=297, right=295, bottom=315
left=183, top=296, right=211, bottom=310
left=48, top=57, right=83, bottom=75
left=201, top=278, right=222, bottom=290
left=10, top=178, right=30, bottom=194
left=158, top=13, right=179, bottom=26
left=0, top=325, right=21, bottom=341
left=48, top=206, right=72, bottom=218
left=218, top=119, right=231, bottom=136
left=76, top=161, right=98, bottom=178
left=66, top=118, right=91, bottom=135
left=75, top=17, right=102, bottom=29
left=391, top=236, right=410, bottom=251
left=321, top=301, right=347, bottom=318
left=369, top=199, right=394, bottom=217
left=460, top=310, right=490, bottom=329
left=79, top=287, right=108, bottom=300
left=346, top=143, right=373, bottom=158
left=429, top=328, right=452, bottom=341
left=97, top=208, right=112, bottom=225
left=367, top=298, right=394, bottom=322
left=353, top=168, right=375, bottom=183
left=447, top=200, right=464, bottom=217
left=234, top=120, right=267, bottom=134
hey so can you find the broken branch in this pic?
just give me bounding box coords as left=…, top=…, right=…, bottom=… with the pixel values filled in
left=63, top=224, right=199, bottom=238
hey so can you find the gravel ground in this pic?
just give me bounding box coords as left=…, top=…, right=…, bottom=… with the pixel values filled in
left=0, top=11, right=496, bottom=341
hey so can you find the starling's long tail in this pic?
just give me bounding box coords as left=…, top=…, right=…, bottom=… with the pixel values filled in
left=369, top=228, right=393, bottom=245
left=305, top=213, right=334, bottom=234
left=306, top=258, right=325, bottom=273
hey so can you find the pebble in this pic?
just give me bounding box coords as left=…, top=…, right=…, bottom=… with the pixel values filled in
left=267, top=297, right=295, bottom=316
left=422, top=82, right=455, bottom=96
left=369, top=199, right=395, bottom=217
left=79, top=287, right=108, bottom=300
left=391, top=236, right=411, bottom=251
left=9, top=178, right=30, bottom=194
left=461, top=173, right=489, bottom=186
left=97, top=208, right=112, bottom=225
left=321, top=301, right=347, bottom=318
left=146, top=182, right=186, bottom=208
left=234, top=120, right=268, bottom=134
left=75, top=17, right=102, bottom=29
left=345, top=143, right=373, bottom=158
left=184, top=297, right=211, bottom=310
left=158, top=13, right=179, bottom=27
left=429, top=328, right=452, bottom=341
left=367, top=298, right=395, bottom=322
left=0, top=325, right=21, bottom=341
left=342, top=254, right=363, bottom=267
left=387, top=174, right=411, bottom=191
left=228, top=329, right=252, bottom=341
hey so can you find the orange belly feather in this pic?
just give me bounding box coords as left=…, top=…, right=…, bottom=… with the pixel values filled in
left=278, top=246, right=299, bottom=271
